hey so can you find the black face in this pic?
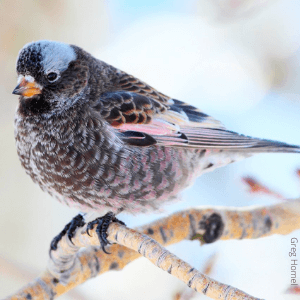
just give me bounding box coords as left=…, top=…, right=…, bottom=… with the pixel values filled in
left=16, top=44, right=44, bottom=81
left=16, top=42, right=90, bottom=116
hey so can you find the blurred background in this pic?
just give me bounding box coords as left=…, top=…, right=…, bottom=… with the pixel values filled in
left=1, top=0, right=300, bottom=299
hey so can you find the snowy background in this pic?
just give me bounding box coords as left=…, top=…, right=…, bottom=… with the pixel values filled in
left=1, top=1, right=300, bottom=299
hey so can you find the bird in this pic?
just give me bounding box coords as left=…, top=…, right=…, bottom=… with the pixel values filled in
left=13, top=40, right=300, bottom=252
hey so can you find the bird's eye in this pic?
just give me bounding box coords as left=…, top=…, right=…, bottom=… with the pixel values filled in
left=47, top=72, right=58, bottom=82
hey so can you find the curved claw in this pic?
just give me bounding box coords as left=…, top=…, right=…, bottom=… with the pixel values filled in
left=86, top=220, right=97, bottom=237
left=67, top=214, right=85, bottom=245
left=50, top=222, right=72, bottom=251
left=50, top=214, right=85, bottom=251
left=96, top=218, right=111, bottom=254
left=86, top=212, right=125, bottom=254
left=100, top=241, right=111, bottom=255
left=50, top=236, right=62, bottom=251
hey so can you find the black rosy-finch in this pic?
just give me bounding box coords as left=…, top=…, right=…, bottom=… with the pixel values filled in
left=13, top=40, right=300, bottom=250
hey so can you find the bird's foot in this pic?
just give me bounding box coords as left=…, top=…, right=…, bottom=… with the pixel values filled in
left=86, top=212, right=125, bottom=254
left=50, top=214, right=85, bottom=251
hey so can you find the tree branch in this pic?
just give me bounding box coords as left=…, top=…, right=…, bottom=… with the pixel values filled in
left=6, top=198, right=300, bottom=300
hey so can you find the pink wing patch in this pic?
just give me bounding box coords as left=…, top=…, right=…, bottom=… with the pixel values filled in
left=117, top=119, right=179, bottom=136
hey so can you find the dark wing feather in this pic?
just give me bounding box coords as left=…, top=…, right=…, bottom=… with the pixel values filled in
left=92, top=91, right=167, bottom=127
left=120, top=131, right=157, bottom=146
left=117, top=73, right=169, bottom=103
left=154, top=127, right=300, bottom=153
left=93, top=79, right=300, bottom=153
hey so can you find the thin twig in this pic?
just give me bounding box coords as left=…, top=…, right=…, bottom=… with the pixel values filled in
left=6, top=198, right=300, bottom=300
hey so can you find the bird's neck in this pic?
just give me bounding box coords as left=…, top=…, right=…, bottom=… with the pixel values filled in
left=86, top=58, right=124, bottom=99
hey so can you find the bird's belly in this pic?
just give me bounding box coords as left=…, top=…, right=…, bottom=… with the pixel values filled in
left=37, top=146, right=204, bottom=214
left=46, top=147, right=247, bottom=214
left=16, top=123, right=248, bottom=214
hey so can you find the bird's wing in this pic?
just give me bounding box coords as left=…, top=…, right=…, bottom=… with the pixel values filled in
left=93, top=91, right=300, bottom=152
left=116, top=72, right=170, bottom=104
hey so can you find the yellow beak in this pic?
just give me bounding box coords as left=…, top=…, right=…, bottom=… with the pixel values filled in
left=12, top=77, right=42, bottom=97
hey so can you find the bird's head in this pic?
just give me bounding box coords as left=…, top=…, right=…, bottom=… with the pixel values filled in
left=13, top=40, right=89, bottom=116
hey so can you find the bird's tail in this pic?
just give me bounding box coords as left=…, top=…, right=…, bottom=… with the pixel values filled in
left=180, top=127, right=300, bottom=153
left=237, top=137, right=300, bottom=153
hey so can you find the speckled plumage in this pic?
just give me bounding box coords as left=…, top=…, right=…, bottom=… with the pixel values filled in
left=13, top=40, right=300, bottom=215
